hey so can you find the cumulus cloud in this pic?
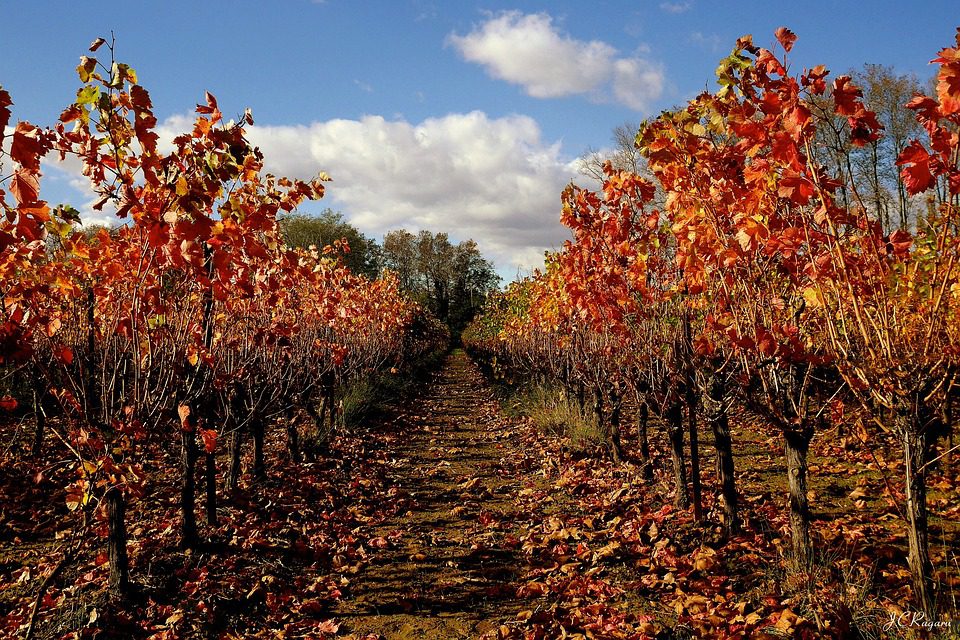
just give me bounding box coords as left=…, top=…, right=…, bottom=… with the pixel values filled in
left=39, top=155, right=118, bottom=228
left=33, top=109, right=578, bottom=277
left=447, top=11, right=663, bottom=111
left=155, top=111, right=577, bottom=277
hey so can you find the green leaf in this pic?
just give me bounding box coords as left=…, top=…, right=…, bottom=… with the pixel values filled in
left=76, top=85, right=100, bottom=106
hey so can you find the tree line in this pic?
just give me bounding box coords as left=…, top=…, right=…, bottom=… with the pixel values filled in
left=280, top=211, right=500, bottom=338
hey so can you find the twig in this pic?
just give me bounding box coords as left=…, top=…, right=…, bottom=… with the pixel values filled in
left=24, top=547, right=72, bottom=640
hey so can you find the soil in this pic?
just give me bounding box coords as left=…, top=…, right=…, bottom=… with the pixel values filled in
left=331, top=350, right=531, bottom=638
left=3, top=349, right=958, bottom=639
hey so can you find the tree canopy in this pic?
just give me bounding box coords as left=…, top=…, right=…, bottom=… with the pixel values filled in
left=382, top=229, right=500, bottom=338
left=280, top=209, right=381, bottom=278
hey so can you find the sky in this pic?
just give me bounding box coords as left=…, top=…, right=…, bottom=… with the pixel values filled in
left=2, top=1, right=957, bottom=281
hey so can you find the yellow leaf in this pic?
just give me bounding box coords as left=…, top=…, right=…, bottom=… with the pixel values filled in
left=802, top=286, right=824, bottom=308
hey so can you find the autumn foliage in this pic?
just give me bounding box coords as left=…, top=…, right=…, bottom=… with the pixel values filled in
left=467, top=26, right=960, bottom=629
left=0, top=36, right=446, bottom=631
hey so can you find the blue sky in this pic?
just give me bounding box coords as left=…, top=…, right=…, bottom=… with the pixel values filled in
left=2, top=1, right=957, bottom=279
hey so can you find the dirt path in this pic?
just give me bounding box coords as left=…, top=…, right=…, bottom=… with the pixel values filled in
left=334, top=349, right=528, bottom=639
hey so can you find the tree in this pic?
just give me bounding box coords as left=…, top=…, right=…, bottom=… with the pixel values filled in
left=808, top=64, right=927, bottom=231
left=280, top=209, right=381, bottom=278
left=579, top=121, right=645, bottom=179
left=578, top=122, right=667, bottom=211
left=851, top=64, right=927, bottom=230
left=381, top=229, right=500, bottom=337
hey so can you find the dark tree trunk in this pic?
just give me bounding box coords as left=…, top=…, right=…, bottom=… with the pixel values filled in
left=666, top=399, right=689, bottom=508
left=180, top=427, right=198, bottom=549
left=593, top=386, right=604, bottom=433
left=685, top=386, right=703, bottom=522
left=900, top=411, right=936, bottom=618
left=85, top=287, right=100, bottom=424
left=607, top=388, right=623, bottom=462
left=942, top=386, right=954, bottom=476
left=252, top=416, right=266, bottom=480
left=105, top=487, right=128, bottom=595
left=31, top=371, right=46, bottom=457
left=286, top=405, right=301, bottom=463
left=576, top=382, right=585, bottom=412
left=328, top=375, right=337, bottom=432
left=226, top=424, right=243, bottom=491
left=317, top=394, right=328, bottom=432
left=204, top=451, right=217, bottom=527
left=637, top=401, right=654, bottom=482
left=784, top=426, right=813, bottom=570
left=681, top=311, right=702, bottom=520
left=706, top=369, right=739, bottom=536
left=302, top=395, right=328, bottom=457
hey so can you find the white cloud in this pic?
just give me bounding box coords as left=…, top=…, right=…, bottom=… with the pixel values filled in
left=155, top=111, right=577, bottom=277
left=35, top=110, right=578, bottom=277
left=447, top=11, right=664, bottom=111
left=659, top=2, right=692, bottom=13
left=41, top=155, right=118, bottom=228
left=612, top=58, right=664, bottom=111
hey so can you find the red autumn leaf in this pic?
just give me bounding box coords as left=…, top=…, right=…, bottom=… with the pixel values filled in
left=59, top=104, right=84, bottom=124
left=196, top=91, right=219, bottom=115
left=367, top=536, right=389, bottom=549
left=10, top=122, right=47, bottom=172
left=782, top=105, right=811, bottom=140
left=848, top=111, right=882, bottom=147
left=115, top=183, right=138, bottom=218
left=802, top=64, right=829, bottom=95
left=130, top=85, right=160, bottom=169
left=933, top=43, right=960, bottom=114
left=832, top=76, right=862, bottom=117
left=778, top=172, right=814, bottom=205
left=905, top=94, right=941, bottom=128
left=897, top=140, right=936, bottom=194
left=0, top=395, right=17, bottom=411
left=770, top=132, right=800, bottom=169
left=774, top=27, right=797, bottom=52
left=9, top=167, right=40, bottom=205
left=756, top=327, right=777, bottom=356
left=0, top=88, right=11, bottom=151
left=178, top=404, right=192, bottom=432
left=55, top=345, right=74, bottom=365
left=315, top=619, right=341, bottom=634
left=200, top=428, right=217, bottom=453
left=887, top=229, right=913, bottom=256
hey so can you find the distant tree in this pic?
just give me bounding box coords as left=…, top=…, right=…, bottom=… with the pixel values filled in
left=381, top=229, right=500, bottom=337
left=853, top=64, right=928, bottom=230
left=809, top=64, right=928, bottom=230
left=578, top=122, right=667, bottom=210
left=381, top=229, right=421, bottom=294
left=579, top=121, right=644, bottom=179
left=280, top=209, right=381, bottom=278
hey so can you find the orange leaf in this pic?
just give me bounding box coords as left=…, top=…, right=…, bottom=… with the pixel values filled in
left=774, top=27, right=797, bottom=52
left=200, top=428, right=217, bottom=454
left=10, top=168, right=40, bottom=205
left=178, top=404, right=192, bottom=432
